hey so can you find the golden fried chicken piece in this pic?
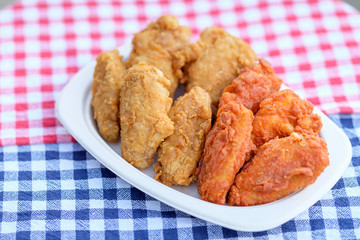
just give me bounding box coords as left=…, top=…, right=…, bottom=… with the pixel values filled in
left=126, top=15, right=191, bottom=97
left=173, top=27, right=257, bottom=113
left=91, top=50, right=126, bottom=142
left=154, top=87, right=212, bottom=186
left=196, top=92, right=254, bottom=205
left=120, top=62, right=174, bottom=169
left=228, top=132, right=329, bottom=206
left=219, top=59, right=282, bottom=113
left=251, top=89, right=322, bottom=148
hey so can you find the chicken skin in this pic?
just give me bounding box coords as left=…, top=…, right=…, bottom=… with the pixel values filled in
left=91, top=50, right=126, bottom=142
left=154, top=87, right=212, bottom=186
left=173, top=27, right=257, bottom=113
left=251, top=89, right=322, bottom=148
left=228, top=132, right=329, bottom=206
left=196, top=92, right=254, bottom=205
left=120, top=62, right=174, bottom=169
left=126, top=15, right=191, bottom=97
left=219, top=59, right=282, bottom=113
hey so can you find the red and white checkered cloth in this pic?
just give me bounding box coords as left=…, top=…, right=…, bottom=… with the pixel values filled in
left=0, top=0, right=359, bottom=146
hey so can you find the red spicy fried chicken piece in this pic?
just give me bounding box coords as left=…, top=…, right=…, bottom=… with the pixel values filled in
left=219, top=59, right=282, bottom=114
left=196, top=92, right=254, bottom=205
left=228, top=132, right=329, bottom=206
left=251, top=89, right=322, bottom=148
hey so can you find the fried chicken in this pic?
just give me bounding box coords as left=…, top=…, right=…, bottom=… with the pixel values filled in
left=173, top=27, right=257, bottom=113
left=228, top=132, right=329, bottom=206
left=219, top=59, right=282, bottom=113
left=126, top=15, right=191, bottom=97
left=251, top=89, right=322, bottom=148
left=154, top=86, right=212, bottom=186
left=196, top=92, right=254, bottom=205
left=120, top=62, right=174, bottom=169
left=91, top=49, right=126, bottom=142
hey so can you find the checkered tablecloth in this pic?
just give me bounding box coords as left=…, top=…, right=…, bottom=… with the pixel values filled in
left=1, top=0, right=360, bottom=238
left=0, top=114, right=359, bottom=239
left=0, top=0, right=359, bottom=146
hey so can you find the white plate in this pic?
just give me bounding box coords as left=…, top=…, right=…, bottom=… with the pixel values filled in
left=55, top=42, right=352, bottom=232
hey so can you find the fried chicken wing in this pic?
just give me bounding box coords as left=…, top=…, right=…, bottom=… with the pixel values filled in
left=173, top=27, right=257, bottom=113
left=154, top=87, right=212, bottom=186
left=91, top=50, right=126, bottom=142
left=219, top=59, right=282, bottom=113
left=196, top=92, right=254, bottom=204
left=126, top=15, right=191, bottom=97
left=228, top=132, right=329, bottom=206
left=120, top=62, right=174, bottom=169
left=251, top=89, right=322, bottom=148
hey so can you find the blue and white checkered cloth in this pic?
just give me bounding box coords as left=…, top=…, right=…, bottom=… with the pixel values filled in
left=1, top=114, right=359, bottom=239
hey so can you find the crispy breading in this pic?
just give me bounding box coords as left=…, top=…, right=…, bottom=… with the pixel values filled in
left=126, top=15, right=191, bottom=97
left=219, top=59, right=282, bottom=113
left=196, top=92, right=254, bottom=205
left=154, top=86, right=212, bottom=186
left=173, top=27, right=257, bottom=113
left=120, top=62, right=174, bottom=169
left=251, top=89, right=322, bottom=148
left=244, top=139, right=257, bottom=163
left=91, top=49, right=126, bottom=142
left=228, top=132, right=329, bottom=206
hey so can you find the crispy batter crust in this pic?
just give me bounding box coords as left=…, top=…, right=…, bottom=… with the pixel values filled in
left=228, top=132, right=329, bottom=206
left=91, top=49, right=126, bottom=142
left=196, top=93, right=254, bottom=204
left=173, top=27, right=257, bottom=113
left=126, top=15, right=191, bottom=97
left=251, top=89, right=322, bottom=148
left=154, top=86, right=212, bottom=186
left=219, top=59, right=282, bottom=113
left=120, top=62, right=174, bottom=169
